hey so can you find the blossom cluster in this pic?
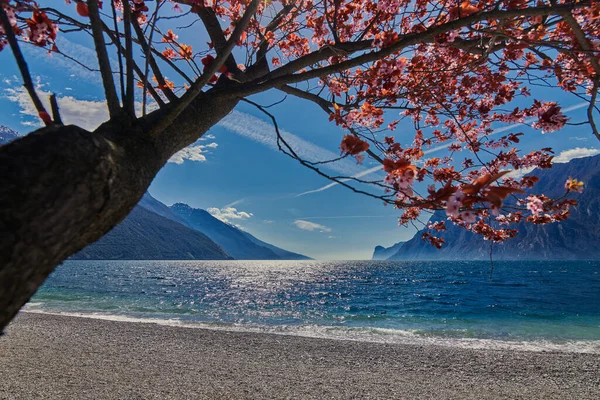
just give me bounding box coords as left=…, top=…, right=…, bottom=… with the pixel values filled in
left=1, top=1, right=58, bottom=52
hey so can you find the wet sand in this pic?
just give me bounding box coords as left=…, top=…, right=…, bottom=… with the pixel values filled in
left=0, top=312, right=598, bottom=399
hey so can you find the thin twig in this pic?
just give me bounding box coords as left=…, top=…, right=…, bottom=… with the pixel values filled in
left=241, top=98, right=395, bottom=204
left=587, top=78, right=600, bottom=141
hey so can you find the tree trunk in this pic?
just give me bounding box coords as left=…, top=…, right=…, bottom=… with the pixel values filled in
left=0, top=92, right=238, bottom=332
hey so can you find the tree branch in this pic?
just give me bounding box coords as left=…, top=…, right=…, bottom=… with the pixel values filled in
left=226, top=2, right=591, bottom=97
left=278, top=84, right=334, bottom=113
left=277, top=85, right=384, bottom=164
left=49, top=94, right=63, bottom=125
left=173, top=0, right=240, bottom=75
left=560, top=10, right=600, bottom=76
left=150, top=0, right=262, bottom=137
left=587, top=78, right=600, bottom=141
left=141, top=0, right=162, bottom=115
left=256, top=3, right=295, bottom=61
left=110, top=0, right=126, bottom=102
left=102, top=26, right=165, bottom=107
left=122, top=0, right=135, bottom=116
left=242, top=98, right=391, bottom=203
left=0, top=5, right=51, bottom=125
left=131, top=17, right=178, bottom=102
left=87, top=0, right=120, bottom=116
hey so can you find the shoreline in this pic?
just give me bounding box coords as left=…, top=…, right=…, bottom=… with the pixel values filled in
left=1, top=313, right=599, bottom=399
left=21, top=308, right=600, bottom=354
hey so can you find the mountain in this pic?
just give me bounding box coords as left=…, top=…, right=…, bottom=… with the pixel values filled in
left=0, top=126, right=20, bottom=145
left=72, top=206, right=231, bottom=260
left=170, top=203, right=311, bottom=260
left=138, top=192, right=191, bottom=228
left=376, top=155, right=600, bottom=261
left=372, top=241, right=405, bottom=260
left=240, top=230, right=312, bottom=260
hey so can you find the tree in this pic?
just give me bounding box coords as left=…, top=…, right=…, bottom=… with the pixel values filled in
left=0, top=0, right=597, bottom=331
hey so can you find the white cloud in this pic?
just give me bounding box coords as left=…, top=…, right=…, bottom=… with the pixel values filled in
left=5, top=85, right=212, bottom=164
left=294, top=220, right=332, bottom=232
left=327, top=236, right=337, bottom=239
left=554, top=147, right=600, bottom=163
left=506, top=166, right=536, bottom=179
left=263, top=220, right=274, bottom=224
left=218, top=110, right=363, bottom=176
left=569, top=136, right=588, bottom=141
left=207, top=207, right=253, bottom=224
left=168, top=143, right=218, bottom=164
left=4, top=85, right=109, bottom=131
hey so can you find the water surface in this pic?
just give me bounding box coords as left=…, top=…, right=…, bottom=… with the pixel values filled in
left=28, top=260, right=600, bottom=352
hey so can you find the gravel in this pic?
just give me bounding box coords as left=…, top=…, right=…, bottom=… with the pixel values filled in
left=0, top=312, right=598, bottom=399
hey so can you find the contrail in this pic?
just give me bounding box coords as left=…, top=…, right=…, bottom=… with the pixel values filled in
left=294, top=101, right=590, bottom=197
left=294, top=165, right=383, bottom=197
left=224, top=198, right=245, bottom=208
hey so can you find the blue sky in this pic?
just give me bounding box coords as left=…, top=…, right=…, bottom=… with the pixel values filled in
left=1, top=4, right=598, bottom=259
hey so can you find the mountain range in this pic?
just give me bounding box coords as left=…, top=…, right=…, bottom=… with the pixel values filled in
left=170, top=203, right=310, bottom=260
left=373, top=154, right=600, bottom=261
left=3, top=125, right=310, bottom=261
left=72, top=206, right=232, bottom=260
left=73, top=193, right=312, bottom=260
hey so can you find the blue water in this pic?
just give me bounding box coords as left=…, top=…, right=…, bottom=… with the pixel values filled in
left=28, top=260, right=600, bottom=352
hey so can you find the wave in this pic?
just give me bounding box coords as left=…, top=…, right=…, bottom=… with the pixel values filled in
left=22, top=309, right=600, bottom=354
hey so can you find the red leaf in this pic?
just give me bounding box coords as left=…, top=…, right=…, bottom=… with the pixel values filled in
left=76, top=2, right=89, bottom=17
left=340, top=135, right=369, bottom=156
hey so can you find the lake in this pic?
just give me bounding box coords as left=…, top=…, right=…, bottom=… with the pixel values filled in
left=27, top=260, right=600, bottom=352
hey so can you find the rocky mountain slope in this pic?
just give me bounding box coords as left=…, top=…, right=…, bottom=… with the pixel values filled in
left=0, top=125, right=20, bottom=145
left=170, top=203, right=311, bottom=260
left=375, top=155, right=600, bottom=261
left=72, top=206, right=231, bottom=260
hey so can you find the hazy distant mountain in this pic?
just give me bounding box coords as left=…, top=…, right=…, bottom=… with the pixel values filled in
left=372, top=241, right=405, bottom=260
left=170, top=203, right=311, bottom=260
left=72, top=206, right=231, bottom=260
left=73, top=192, right=311, bottom=261
left=0, top=126, right=20, bottom=145
left=240, top=230, right=312, bottom=260
left=374, top=155, right=600, bottom=261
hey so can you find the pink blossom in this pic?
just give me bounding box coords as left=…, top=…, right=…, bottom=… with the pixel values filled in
left=459, top=211, right=477, bottom=223
left=526, top=195, right=544, bottom=216
left=445, top=190, right=464, bottom=217
left=532, top=102, right=568, bottom=133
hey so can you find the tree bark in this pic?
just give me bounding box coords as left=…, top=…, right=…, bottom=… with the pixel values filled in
left=0, top=92, right=238, bottom=332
